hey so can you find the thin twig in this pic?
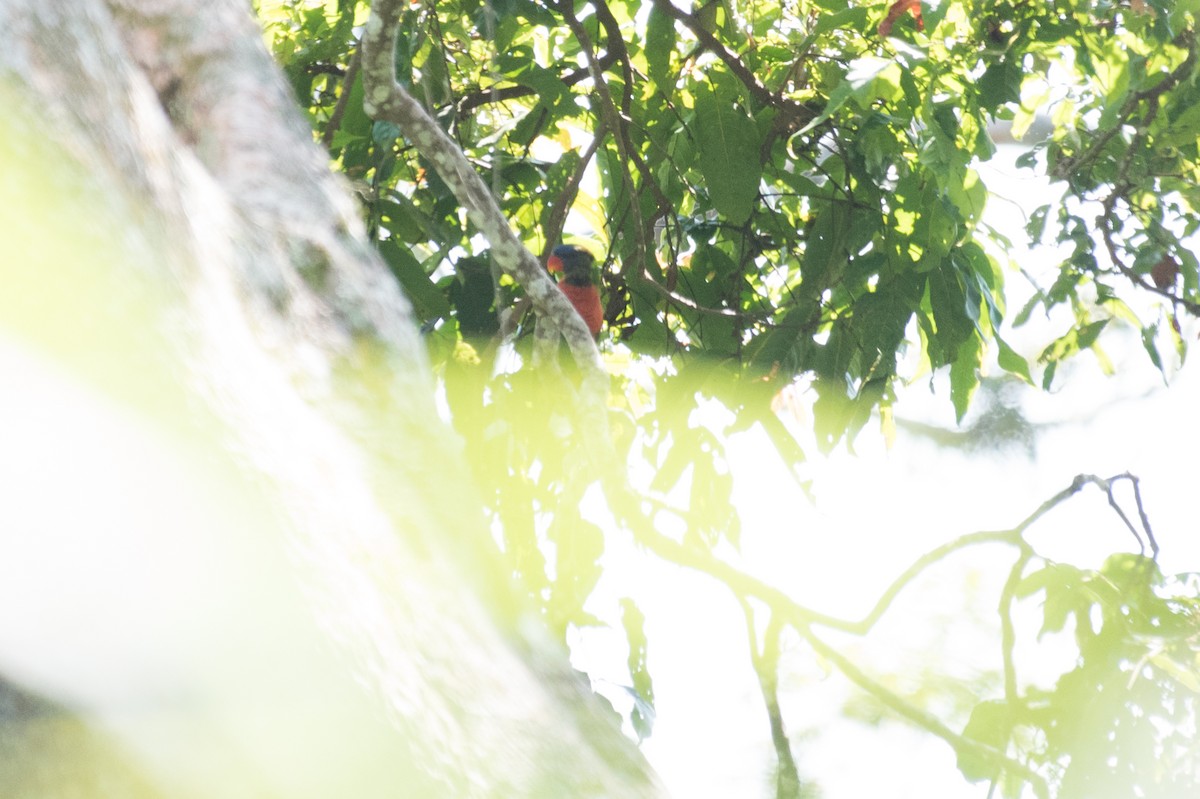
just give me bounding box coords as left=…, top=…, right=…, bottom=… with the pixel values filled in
left=541, top=120, right=608, bottom=264
left=1053, top=31, right=1196, bottom=182
left=556, top=0, right=674, bottom=220
left=1066, top=472, right=1160, bottom=558
left=1125, top=473, right=1159, bottom=557
left=739, top=602, right=801, bottom=799
left=456, top=52, right=620, bottom=113
left=797, top=620, right=1050, bottom=797
left=1065, top=32, right=1200, bottom=315
left=647, top=0, right=814, bottom=125
left=554, top=0, right=658, bottom=283
left=588, top=0, right=634, bottom=118
left=999, top=546, right=1033, bottom=711
left=636, top=269, right=762, bottom=320
left=1097, top=196, right=1200, bottom=316
left=836, top=531, right=1020, bottom=635
left=363, top=0, right=613, bottom=468
left=321, top=44, right=362, bottom=150
left=619, top=475, right=1151, bottom=799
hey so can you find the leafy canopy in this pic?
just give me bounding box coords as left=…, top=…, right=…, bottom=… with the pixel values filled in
left=259, top=1, right=1200, bottom=797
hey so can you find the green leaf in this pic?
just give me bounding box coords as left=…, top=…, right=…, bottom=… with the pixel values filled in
left=693, top=84, right=762, bottom=223
left=549, top=509, right=606, bottom=631
left=649, top=429, right=696, bottom=495
left=950, top=334, right=982, bottom=423
left=846, top=56, right=902, bottom=109
left=1040, top=579, right=1078, bottom=637
left=1039, top=319, right=1110, bottom=374
left=515, top=63, right=573, bottom=107
left=1014, top=565, right=1053, bottom=599
left=447, top=255, right=497, bottom=336
left=620, top=598, right=655, bottom=741
left=646, top=4, right=675, bottom=92
left=977, top=60, right=1023, bottom=110
left=1041, top=360, right=1057, bottom=391
left=372, top=119, right=401, bottom=146
left=958, top=700, right=1011, bottom=783
left=1026, top=204, right=1051, bottom=243
left=1076, top=318, right=1109, bottom=349
left=996, top=335, right=1032, bottom=383
left=812, top=6, right=869, bottom=36
left=379, top=239, right=452, bottom=321
left=927, top=260, right=972, bottom=357
left=1141, top=323, right=1166, bottom=378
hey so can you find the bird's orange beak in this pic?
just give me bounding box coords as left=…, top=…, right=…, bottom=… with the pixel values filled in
left=547, top=254, right=563, bottom=273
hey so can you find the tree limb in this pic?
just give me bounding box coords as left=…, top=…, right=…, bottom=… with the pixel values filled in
left=321, top=43, right=362, bottom=150
left=619, top=473, right=1158, bottom=797
left=553, top=0, right=666, bottom=279
left=739, top=602, right=801, bottom=799
left=1098, top=194, right=1200, bottom=317
left=797, top=621, right=1050, bottom=798
left=541, top=119, right=608, bottom=265
left=362, top=0, right=612, bottom=430
left=647, top=0, right=814, bottom=125
left=456, top=51, right=620, bottom=113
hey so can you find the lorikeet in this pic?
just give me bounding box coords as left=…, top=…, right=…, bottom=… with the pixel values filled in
left=547, top=244, right=603, bottom=337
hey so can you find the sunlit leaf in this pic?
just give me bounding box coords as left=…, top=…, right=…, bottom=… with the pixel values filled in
left=693, top=84, right=762, bottom=223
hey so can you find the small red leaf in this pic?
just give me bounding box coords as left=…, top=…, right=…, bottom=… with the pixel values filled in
left=878, top=0, right=924, bottom=37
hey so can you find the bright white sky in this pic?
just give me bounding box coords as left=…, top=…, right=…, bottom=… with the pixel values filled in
left=572, top=146, right=1200, bottom=798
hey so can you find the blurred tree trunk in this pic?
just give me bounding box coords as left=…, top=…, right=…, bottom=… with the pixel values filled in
left=0, top=1, right=660, bottom=796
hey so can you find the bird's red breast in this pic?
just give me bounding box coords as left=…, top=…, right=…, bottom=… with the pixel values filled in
left=557, top=281, right=604, bottom=337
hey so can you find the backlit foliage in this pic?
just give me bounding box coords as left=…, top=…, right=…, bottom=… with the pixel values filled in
left=259, top=1, right=1199, bottom=795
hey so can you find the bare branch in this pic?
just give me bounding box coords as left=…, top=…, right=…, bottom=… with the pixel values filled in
left=541, top=121, right=608, bottom=265
left=456, top=51, right=619, bottom=113
left=739, top=602, right=801, bottom=799
left=999, top=548, right=1033, bottom=710
left=321, top=44, right=361, bottom=150
left=1097, top=196, right=1200, bottom=317
left=1061, top=472, right=1160, bottom=558
left=1125, top=473, right=1159, bottom=558
left=647, top=0, right=814, bottom=126
left=362, top=0, right=612, bottom=441
left=834, top=531, right=1020, bottom=635
left=619, top=472, right=1161, bottom=798
left=553, top=0, right=669, bottom=275
left=797, top=622, right=1050, bottom=798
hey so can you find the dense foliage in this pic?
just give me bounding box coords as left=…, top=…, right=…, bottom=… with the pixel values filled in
left=260, top=1, right=1199, bottom=796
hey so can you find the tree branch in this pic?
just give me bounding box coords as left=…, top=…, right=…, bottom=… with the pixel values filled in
left=797, top=621, right=1049, bottom=797
left=541, top=120, right=608, bottom=265
left=362, top=0, right=611, bottom=428
left=456, top=51, right=620, bottom=113
left=619, top=472, right=1158, bottom=797
left=1098, top=194, right=1200, bottom=317
left=1052, top=31, right=1196, bottom=184
left=321, top=43, right=361, bottom=150
left=635, top=270, right=760, bottom=320
left=999, top=547, right=1033, bottom=711
left=740, top=602, right=801, bottom=799
left=553, top=0, right=670, bottom=277
left=587, top=0, right=634, bottom=118
left=647, top=0, right=814, bottom=125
